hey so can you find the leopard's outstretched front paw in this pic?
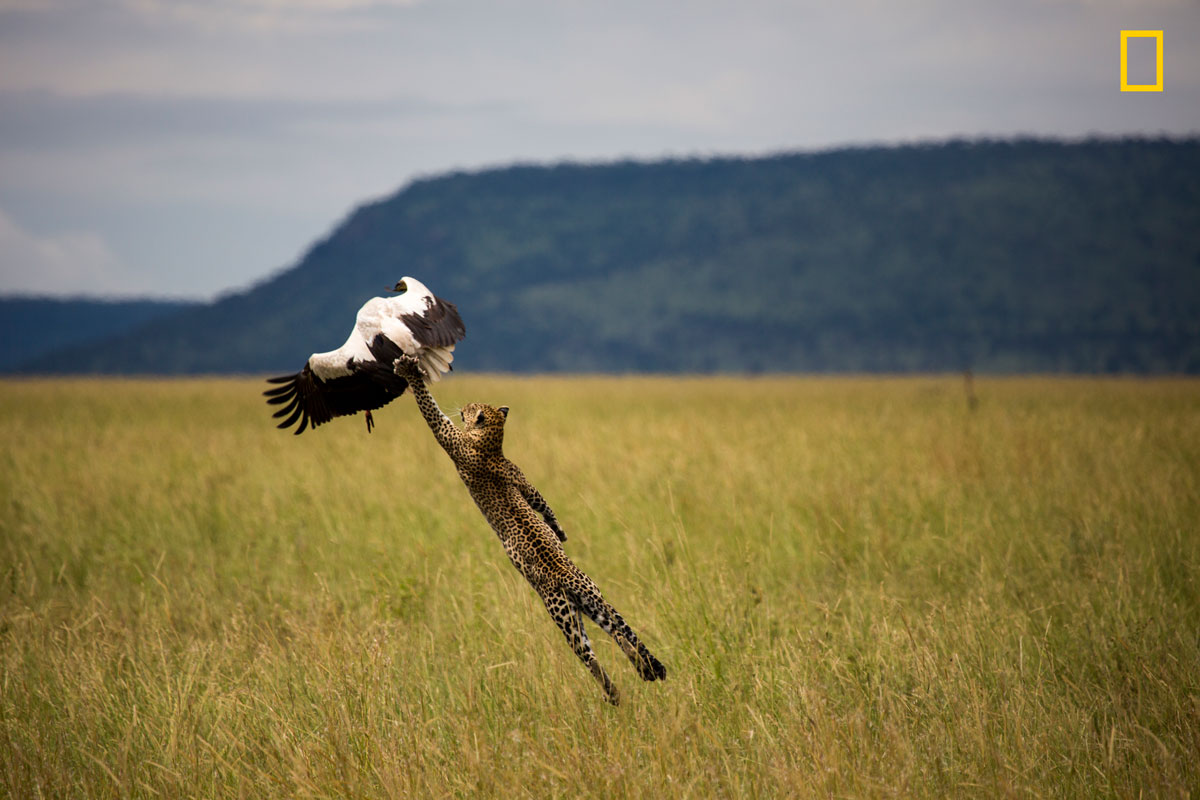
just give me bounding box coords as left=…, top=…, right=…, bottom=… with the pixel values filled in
left=393, top=353, right=423, bottom=380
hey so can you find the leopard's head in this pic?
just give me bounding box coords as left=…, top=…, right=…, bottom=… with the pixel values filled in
left=461, top=402, right=508, bottom=452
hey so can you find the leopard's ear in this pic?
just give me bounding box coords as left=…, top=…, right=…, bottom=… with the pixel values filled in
left=498, top=406, right=509, bottom=419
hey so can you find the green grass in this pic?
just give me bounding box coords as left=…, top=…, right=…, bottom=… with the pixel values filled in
left=2, top=376, right=1198, bottom=798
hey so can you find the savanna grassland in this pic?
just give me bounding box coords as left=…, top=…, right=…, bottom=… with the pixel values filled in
left=1, top=376, right=1198, bottom=798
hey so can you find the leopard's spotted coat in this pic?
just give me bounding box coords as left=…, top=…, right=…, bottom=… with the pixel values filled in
left=394, top=355, right=665, bottom=705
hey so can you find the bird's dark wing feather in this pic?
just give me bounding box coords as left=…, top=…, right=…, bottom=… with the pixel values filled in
left=263, top=361, right=408, bottom=435
left=400, top=295, right=466, bottom=348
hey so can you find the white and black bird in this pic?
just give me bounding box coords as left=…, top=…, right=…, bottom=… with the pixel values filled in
left=263, top=277, right=465, bottom=434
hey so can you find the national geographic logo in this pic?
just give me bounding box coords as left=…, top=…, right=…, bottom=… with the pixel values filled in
left=1120, top=30, right=1163, bottom=92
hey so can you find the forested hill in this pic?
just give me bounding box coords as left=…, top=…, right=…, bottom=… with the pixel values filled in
left=0, top=297, right=201, bottom=372
left=14, top=138, right=1200, bottom=374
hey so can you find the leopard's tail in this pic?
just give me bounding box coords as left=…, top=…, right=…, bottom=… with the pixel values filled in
left=570, top=579, right=666, bottom=682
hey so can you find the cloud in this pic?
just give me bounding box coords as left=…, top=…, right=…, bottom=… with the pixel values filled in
left=118, top=0, right=426, bottom=33
left=0, top=90, right=451, bottom=150
left=0, top=209, right=128, bottom=294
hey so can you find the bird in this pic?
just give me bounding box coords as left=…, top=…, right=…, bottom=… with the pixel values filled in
left=263, top=277, right=465, bottom=435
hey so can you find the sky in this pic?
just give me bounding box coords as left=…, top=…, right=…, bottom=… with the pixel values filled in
left=0, top=0, right=1197, bottom=300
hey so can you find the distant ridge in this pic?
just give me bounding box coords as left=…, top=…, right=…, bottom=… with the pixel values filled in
left=1, top=296, right=201, bottom=372
left=9, top=138, right=1200, bottom=375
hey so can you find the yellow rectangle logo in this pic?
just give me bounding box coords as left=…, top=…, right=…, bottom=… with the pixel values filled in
left=1120, top=30, right=1164, bottom=92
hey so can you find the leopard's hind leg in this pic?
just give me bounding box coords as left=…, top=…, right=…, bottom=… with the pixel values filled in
left=569, top=572, right=667, bottom=682
left=539, top=588, right=620, bottom=705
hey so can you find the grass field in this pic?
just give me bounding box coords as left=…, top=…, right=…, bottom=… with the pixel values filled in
left=1, top=375, right=1198, bottom=798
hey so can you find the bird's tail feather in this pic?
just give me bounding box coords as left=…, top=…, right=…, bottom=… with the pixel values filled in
left=420, top=346, right=454, bottom=381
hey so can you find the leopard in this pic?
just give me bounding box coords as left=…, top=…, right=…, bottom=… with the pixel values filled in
left=392, top=353, right=666, bottom=705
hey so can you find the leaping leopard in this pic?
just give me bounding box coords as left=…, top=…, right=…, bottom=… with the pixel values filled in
left=392, top=354, right=666, bottom=705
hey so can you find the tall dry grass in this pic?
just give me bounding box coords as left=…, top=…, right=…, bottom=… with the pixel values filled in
left=1, top=376, right=1198, bottom=797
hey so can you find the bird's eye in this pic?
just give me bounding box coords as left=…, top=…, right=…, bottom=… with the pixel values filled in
left=395, top=281, right=407, bottom=293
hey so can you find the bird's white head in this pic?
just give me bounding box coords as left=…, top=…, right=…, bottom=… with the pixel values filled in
left=388, top=276, right=428, bottom=296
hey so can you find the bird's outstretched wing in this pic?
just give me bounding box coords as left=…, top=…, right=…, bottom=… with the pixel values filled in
left=263, top=362, right=408, bottom=435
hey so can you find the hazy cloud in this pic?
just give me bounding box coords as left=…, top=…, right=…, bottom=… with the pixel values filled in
left=118, top=0, right=428, bottom=34
left=0, top=209, right=128, bottom=294
left=0, top=90, right=455, bottom=150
